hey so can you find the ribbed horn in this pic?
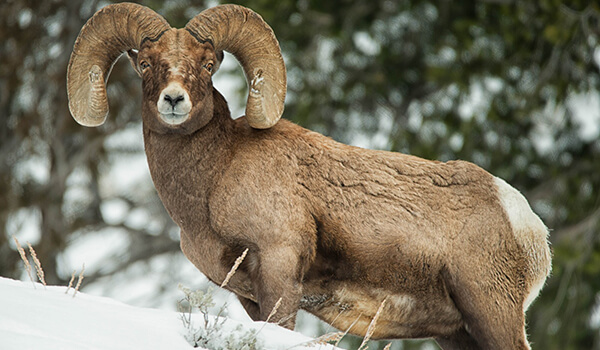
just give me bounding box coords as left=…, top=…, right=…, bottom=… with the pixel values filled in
left=67, top=3, right=171, bottom=126
left=185, top=4, right=286, bottom=129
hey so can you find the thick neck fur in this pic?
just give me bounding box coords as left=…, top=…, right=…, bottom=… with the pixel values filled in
left=142, top=89, right=235, bottom=227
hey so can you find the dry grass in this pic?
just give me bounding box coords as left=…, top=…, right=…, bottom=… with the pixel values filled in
left=12, top=236, right=35, bottom=288
left=27, top=242, right=46, bottom=288
left=221, top=248, right=249, bottom=288
left=296, top=305, right=393, bottom=350
left=334, top=314, right=363, bottom=347
left=12, top=235, right=85, bottom=297
left=357, top=298, right=387, bottom=350
left=72, top=264, right=85, bottom=298
left=265, top=297, right=283, bottom=324
left=65, top=270, right=76, bottom=294
left=303, top=331, right=345, bottom=347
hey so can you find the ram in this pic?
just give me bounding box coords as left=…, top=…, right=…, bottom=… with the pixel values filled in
left=67, top=3, right=551, bottom=349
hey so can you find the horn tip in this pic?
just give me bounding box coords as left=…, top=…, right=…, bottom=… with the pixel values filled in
left=68, top=99, right=109, bottom=128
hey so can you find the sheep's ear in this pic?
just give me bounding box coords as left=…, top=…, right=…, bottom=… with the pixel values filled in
left=127, top=49, right=143, bottom=78
left=212, top=50, right=224, bottom=74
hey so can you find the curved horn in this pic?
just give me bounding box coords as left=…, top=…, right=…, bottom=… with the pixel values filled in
left=67, top=3, right=171, bottom=126
left=185, top=5, right=286, bottom=129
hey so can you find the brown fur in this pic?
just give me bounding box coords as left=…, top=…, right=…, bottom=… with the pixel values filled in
left=136, top=31, right=551, bottom=349
left=72, top=17, right=551, bottom=350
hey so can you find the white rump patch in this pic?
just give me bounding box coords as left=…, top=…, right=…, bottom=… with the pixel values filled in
left=494, top=177, right=551, bottom=311
left=494, top=177, right=547, bottom=240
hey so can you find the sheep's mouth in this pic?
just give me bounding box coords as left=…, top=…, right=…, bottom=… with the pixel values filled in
left=159, top=112, right=190, bottom=125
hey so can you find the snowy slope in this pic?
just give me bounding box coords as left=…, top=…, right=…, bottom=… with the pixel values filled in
left=0, top=277, right=341, bottom=350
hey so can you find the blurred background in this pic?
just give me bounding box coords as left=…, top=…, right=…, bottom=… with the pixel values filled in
left=1, top=0, right=599, bottom=349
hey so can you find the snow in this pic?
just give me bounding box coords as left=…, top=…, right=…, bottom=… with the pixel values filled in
left=0, top=277, right=341, bottom=350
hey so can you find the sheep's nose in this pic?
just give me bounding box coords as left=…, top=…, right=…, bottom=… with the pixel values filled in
left=157, top=82, right=191, bottom=121
left=164, top=94, right=185, bottom=107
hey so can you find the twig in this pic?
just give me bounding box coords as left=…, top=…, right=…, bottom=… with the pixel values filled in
left=358, top=298, right=387, bottom=350
left=220, top=248, right=249, bottom=288
left=27, top=242, right=46, bottom=288
left=12, top=236, right=35, bottom=288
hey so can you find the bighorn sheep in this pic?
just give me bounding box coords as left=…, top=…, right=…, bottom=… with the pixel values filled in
left=67, top=3, right=551, bottom=349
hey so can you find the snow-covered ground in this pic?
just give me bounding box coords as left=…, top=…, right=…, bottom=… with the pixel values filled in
left=0, top=277, right=341, bottom=350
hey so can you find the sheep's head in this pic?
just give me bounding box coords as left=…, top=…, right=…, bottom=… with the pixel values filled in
left=67, top=3, right=286, bottom=133
left=126, top=29, right=223, bottom=133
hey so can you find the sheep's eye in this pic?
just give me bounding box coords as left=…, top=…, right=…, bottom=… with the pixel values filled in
left=140, top=60, right=151, bottom=70
left=203, top=62, right=214, bottom=73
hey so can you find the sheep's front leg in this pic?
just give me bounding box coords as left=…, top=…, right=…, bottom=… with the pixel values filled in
left=237, top=296, right=261, bottom=321
left=253, top=246, right=304, bottom=330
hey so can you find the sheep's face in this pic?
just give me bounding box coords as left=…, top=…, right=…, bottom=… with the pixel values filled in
left=129, top=28, right=223, bottom=134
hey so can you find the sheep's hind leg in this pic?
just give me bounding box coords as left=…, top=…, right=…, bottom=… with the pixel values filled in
left=447, top=277, right=530, bottom=350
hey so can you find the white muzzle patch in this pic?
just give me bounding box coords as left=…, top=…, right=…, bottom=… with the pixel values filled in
left=157, top=82, right=192, bottom=125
